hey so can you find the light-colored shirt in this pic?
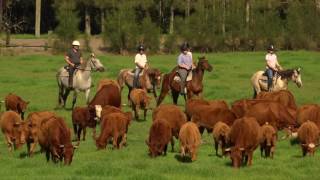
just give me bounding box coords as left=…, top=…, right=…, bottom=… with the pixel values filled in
left=178, top=53, right=193, bottom=70
left=265, top=53, right=278, bottom=69
left=135, top=53, right=147, bottom=68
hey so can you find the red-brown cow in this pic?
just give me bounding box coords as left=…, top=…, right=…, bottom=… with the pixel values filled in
left=95, top=105, right=122, bottom=120
left=5, top=93, right=29, bottom=119
left=0, top=111, right=26, bottom=151
left=130, top=88, right=151, bottom=121
left=227, top=117, right=261, bottom=168
left=89, top=84, right=121, bottom=108
left=146, top=119, right=172, bottom=157
left=256, top=90, right=297, bottom=110
left=152, top=104, right=187, bottom=151
left=179, top=122, right=201, bottom=161
left=208, top=100, right=229, bottom=110
left=260, top=122, right=277, bottom=158
left=38, top=116, right=76, bottom=165
left=297, top=120, right=320, bottom=156
left=97, top=79, right=120, bottom=92
left=96, top=112, right=131, bottom=149
left=297, top=104, right=320, bottom=128
left=72, top=106, right=97, bottom=143
left=213, top=121, right=230, bottom=157
left=231, top=99, right=272, bottom=118
left=185, top=98, right=210, bottom=120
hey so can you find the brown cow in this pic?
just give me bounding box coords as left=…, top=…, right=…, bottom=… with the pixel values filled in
left=38, top=116, right=76, bottom=165
left=185, top=98, right=210, bottom=120
left=96, top=112, right=131, bottom=149
left=97, top=79, right=120, bottom=92
left=146, top=119, right=172, bottom=157
left=212, top=121, right=230, bottom=157
left=5, top=93, right=29, bottom=119
left=256, top=90, right=297, bottom=110
left=297, top=120, right=320, bottom=156
left=227, top=117, right=261, bottom=168
left=25, top=111, right=56, bottom=156
left=231, top=99, right=272, bottom=118
left=89, top=84, right=121, bottom=108
left=260, top=122, right=277, bottom=158
left=130, top=88, right=151, bottom=120
left=72, top=106, right=97, bottom=143
left=208, top=100, right=229, bottom=110
left=152, top=104, right=187, bottom=151
left=297, top=104, right=320, bottom=128
left=0, top=111, right=26, bottom=151
left=179, top=122, right=201, bottom=161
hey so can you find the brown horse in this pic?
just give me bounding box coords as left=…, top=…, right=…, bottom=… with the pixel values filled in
left=157, top=57, right=213, bottom=106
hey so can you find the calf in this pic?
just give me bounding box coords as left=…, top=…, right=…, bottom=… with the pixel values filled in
left=179, top=122, right=201, bottom=161
left=0, top=111, right=26, bottom=151
left=38, top=116, right=76, bottom=165
left=297, top=120, right=320, bottom=156
left=212, top=121, right=230, bottom=157
left=260, top=122, right=277, bottom=158
left=89, top=84, right=121, bottom=108
left=5, top=93, right=29, bottom=119
left=152, top=104, right=187, bottom=151
left=72, top=106, right=97, bottom=143
left=146, top=119, right=172, bottom=157
left=96, top=112, right=131, bottom=149
left=227, top=117, right=261, bottom=168
left=130, top=88, right=151, bottom=120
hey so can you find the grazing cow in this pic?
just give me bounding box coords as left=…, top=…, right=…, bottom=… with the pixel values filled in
left=89, top=84, right=121, bottom=108
left=297, top=104, right=320, bottom=128
left=212, top=121, right=230, bottom=157
left=152, top=104, right=187, bottom=151
left=38, top=116, right=76, bottom=165
left=191, top=106, right=236, bottom=135
left=297, top=121, right=320, bottom=156
left=260, top=122, right=277, bottom=158
left=96, top=112, right=131, bottom=149
left=179, top=122, right=201, bottom=161
left=231, top=99, right=272, bottom=118
left=0, top=111, right=26, bottom=151
left=72, top=106, right=97, bottom=143
left=95, top=105, right=122, bottom=120
left=130, top=89, right=151, bottom=120
left=146, top=119, right=172, bottom=157
left=208, top=100, right=229, bottom=110
left=97, top=79, right=121, bottom=92
left=25, top=111, right=56, bottom=156
left=5, top=93, right=29, bottom=119
left=245, top=101, right=298, bottom=130
left=227, top=117, right=261, bottom=168
left=185, top=98, right=210, bottom=120
left=256, top=90, right=297, bottom=110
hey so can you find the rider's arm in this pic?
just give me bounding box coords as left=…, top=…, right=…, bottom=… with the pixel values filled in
left=135, top=54, right=146, bottom=69
left=65, top=55, right=75, bottom=67
left=177, top=55, right=188, bottom=69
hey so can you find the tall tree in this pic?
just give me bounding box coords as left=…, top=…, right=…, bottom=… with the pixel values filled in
left=35, top=0, right=41, bottom=37
left=245, top=0, right=250, bottom=37
left=0, top=0, right=3, bottom=32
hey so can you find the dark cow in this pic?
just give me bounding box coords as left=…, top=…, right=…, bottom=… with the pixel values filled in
left=227, top=117, right=261, bottom=168
left=179, top=122, right=201, bottom=161
left=0, top=111, right=26, bottom=151
left=146, top=119, right=172, bottom=157
left=297, top=120, right=320, bottom=156
left=97, top=79, right=120, bottom=92
left=5, top=93, right=29, bottom=119
left=129, top=88, right=151, bottom=121
left=152, top=104, right=187, bottom=151
left=72, top=106, right=97, bottom=143
left=297, top=104, right=320, bottom=128
left=38, top=116, right=76, bottom=165
left=260, top=122, right=277, bottom=158
left=213, top=121, right=231, bottom=157
left=96, top=112, right=131, bottom=149
left=89, top=84, right=121, bottom=108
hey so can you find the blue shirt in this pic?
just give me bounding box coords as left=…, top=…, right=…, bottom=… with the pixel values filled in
left=177, top=53, right=192, bottom=70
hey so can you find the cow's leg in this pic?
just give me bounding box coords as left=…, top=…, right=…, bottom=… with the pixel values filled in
left=77, top=126, right=82, bottom=142
left=180, top=146, right=185, bottom=157
left=247, top=151, right=253, bottom=166
left=119, top=134, right=126, bottom=149
left=71, top=91, right=78, bottom=109
left=85, top=89, right=91, bottom=105
left=170, top=137, right=175, bottom=152
left=143, top=108, right=147, bottom=121
left=92, top=127, right=96, bottom=139
left=46, top=149, right=50, bottom=162
left=214, top=140, right=219, bottom=156
left=113, top=132, right=119, bottom=149
left=260, top=145, right=263, bottom=157
left=29, top=141, right=37, bottom=156
left=82, top=127, right=86, bottom=141
left=73, top=124, right=78, bottom=141
left=164, top=144, right=168, bottom=155
left=5, top=134, right=13, bottom=152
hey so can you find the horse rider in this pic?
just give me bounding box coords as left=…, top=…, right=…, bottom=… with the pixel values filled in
left=182, top=42, right=196, bottom=69
left=177, top=43, right=193, bottom=95
left=133, top=44, right=148, bottom=88
left=65, top=40, right=83, bottom=88
left=265, top=45, right=282, bottom=91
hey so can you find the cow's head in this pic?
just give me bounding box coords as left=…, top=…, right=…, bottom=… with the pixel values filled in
left=13, top=121, right=27, bottom=148
left=301, top=143, right=319, bottom=156
left=230, top=147, right=245, bottom=168
left=60, top=144, right=77, bottom=165
left=145, top=139, right=164, bottom=158
left=94, top=105, right=102, bottom=120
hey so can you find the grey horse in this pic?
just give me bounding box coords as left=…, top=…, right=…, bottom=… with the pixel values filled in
left=56, top=54, right=105, bottom=109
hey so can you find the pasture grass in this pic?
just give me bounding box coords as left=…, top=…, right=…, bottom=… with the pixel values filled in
left=0, top=51, right=319, bottom=179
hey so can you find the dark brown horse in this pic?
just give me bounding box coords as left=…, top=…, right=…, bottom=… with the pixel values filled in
left=157, top=57, right=213, bottom=106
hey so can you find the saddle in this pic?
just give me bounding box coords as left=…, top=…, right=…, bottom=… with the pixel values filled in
left=173, top=71, right=192, bottom=82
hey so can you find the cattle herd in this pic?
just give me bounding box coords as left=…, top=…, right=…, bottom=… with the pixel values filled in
left=1, top=80, right=320, bottom=168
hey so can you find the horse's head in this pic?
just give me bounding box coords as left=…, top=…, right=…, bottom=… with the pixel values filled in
left=147, top=68, right=162, bottom=89
left=292, top=67, right=302, bottom=88
left=89, top=53, right=105, bottom=72
left=197, top=56, right=213, bottom=72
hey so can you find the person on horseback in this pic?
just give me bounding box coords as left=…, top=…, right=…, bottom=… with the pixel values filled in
left=65, top=40, right=83, bottom=88
left=182, top=42, right=196, bottom=69
left=177, top=43, right=193, bottom=95
left=133, top=44, right=148, bottom=88
left=265, top=45, right=282, bottom=91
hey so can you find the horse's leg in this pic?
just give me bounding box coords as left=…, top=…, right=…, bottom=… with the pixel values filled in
left=62, top=89, right=70, bottom=108
left=156, top=74, right=170, bottom=106
left=172, top=90, right=179, bottom=105
left=128, top=88, right=132, bottom=107
left=85, top=89, right=91, bottom=104
left=72, top=91, right=78, bottom=109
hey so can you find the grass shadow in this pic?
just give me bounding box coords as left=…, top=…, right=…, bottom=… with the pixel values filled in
left=174, top=154, right=193, bottom=163
left=19, top=150, right=42, bottom=159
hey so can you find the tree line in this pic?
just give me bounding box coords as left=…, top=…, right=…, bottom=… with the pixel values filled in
left=1, top=0, right=320, bottom=53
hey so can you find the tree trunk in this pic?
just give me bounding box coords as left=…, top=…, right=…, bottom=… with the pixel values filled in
left=169, top=4, right=174, bottom=34
left=100, top=8, right=105, bottom=33
left=186, top=0, right=190, bottom=17
left=245, top=0, right=250, bottom=37
left=6, top=29, right=10, bottom=46
left=85, top=7, right=91, bottom=36
left=222, top=0, right=226, bottom=36
left=159, top=0, right=162, bottom=25
left=35, top=0, right=41, bottom=37
left=0, top=0, right=3, bottom=32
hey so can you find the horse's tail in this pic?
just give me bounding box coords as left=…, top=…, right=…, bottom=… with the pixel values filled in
left=117, top=70, right=127, bottom=92
left=156, top=73, right=171, bottom=106
left=253, top=88, right=257, bottom=99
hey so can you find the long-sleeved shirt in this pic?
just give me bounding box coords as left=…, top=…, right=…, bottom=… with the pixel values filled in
left=177, top=53, right=192, bottom=70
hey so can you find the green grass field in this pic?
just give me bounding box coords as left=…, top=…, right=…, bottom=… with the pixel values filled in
left=0, top=51, right=319, bottom=179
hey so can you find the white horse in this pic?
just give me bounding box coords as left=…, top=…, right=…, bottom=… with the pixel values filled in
left=251, top=68, right=302, bottom=98
left=56, top=54, right=105, bottom=109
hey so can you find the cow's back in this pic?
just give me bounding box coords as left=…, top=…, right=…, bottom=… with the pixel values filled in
left=89, top=84, right=121, bottom=108
left=297, top=104, right=320, bottom=128
left=179, top=122, right=201, bottom=147
left=256, top=90, right=297, bottom=110
left=0, top=111, right=21, bottom=132
left=298, top=121, right=320, bottom=144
